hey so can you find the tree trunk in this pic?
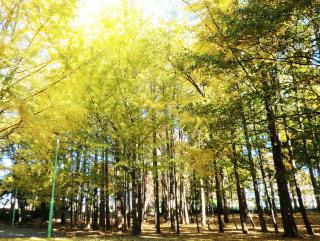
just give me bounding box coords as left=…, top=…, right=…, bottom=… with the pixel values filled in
left=298, top=110, right=320, bottom=211
left=152, top=127, right=161, bottom=233
left=174, top=166, right=180, bottom=234
left=256, top=146, right=278, bottom=233
left=182, top=176, right=190, bottom=225
left=92, top=151, right=99, bottom=230
left=60, top=202, right=67, bottom=225
left=242, top=188, right=255, bottom=229
left=220, top=169, right=229, bottom=224
left=114, top=141, right=123, bottom=232
left=231, top=142, right=248, bottom=234
left=131, top=168, right=138, bottom=235
left=290, top=182, right=299, bottom=212
left=169, top=172, right=175, bottom=229
left=293, top=78, right=320, bottom=211
left=200, top=179, right=206, bottom=227
left=205, top=181, right=212, bottom=230
left=161, top=173, right=169, bottom=222
left=123, top=171, right=127, bottom=231
left=105, top=148, right=111, bottom=231
left=131, top=146, right=141, bottom=236
left=137, top=168, right=143, bottom=234
left=92, top=187, right=98, bottom=230
left=214, top=161, right=224, bottom=233
left=131, top=167, right=141, bottom=235
left=100, top=151, right=106, bottom=231
left=70, top=199, right=74, bottom=229
left=240, top=104, right=267, bottom=232
left=126, top=175, right=131, bottom=229
left=263, top=80, right=298, bottom=237
left=193, top=174, right=200, bottom=233
left=283, top=117, right=314, bottom=235
left=179, top=175, right=184, bottom=224
left=74, top=150, right=82, bottom=228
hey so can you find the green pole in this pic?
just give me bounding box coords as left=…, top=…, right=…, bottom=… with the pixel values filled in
left=11, top=188, right=17, bottom=227
left=48, top=139, right=59, bottom=238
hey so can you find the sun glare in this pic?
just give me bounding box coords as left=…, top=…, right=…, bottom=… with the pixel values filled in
left=76, top=0, right=183, bottom=27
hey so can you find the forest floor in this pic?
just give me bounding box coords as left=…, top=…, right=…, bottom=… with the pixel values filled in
left=1, top=212, right=320, bottom=240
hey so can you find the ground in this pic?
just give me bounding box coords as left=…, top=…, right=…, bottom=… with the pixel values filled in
left=1, top=212, right=320, bottom=240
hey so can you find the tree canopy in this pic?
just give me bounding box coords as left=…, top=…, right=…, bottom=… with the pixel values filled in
left=0, top=0, right=320, bottom=238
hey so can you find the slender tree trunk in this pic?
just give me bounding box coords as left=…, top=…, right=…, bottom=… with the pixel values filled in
left=231, top=142, right=248, bottom=234
left=70, top=199, right=74, bottom=229
left=114, top=141, right=123, bottom=232
left=137, top=168, right=143, bottom=234
left=220, top=169, right=229, bottom=224
left=262, top=79, right=298, bottom=237
left=162, top=173, right=169, bottom=222
left=205, top=183, right=212, bottom=230
left=256, top=146, right=278, bottom=233
left=169, top=172, right=175, bottom=229
left=78, top=152, right=87, bottom=228
left=193, top=174, right=200, bottom=233
left=297, top=109, right=320, bottom=210
left=131, top=167, right=139, bottom=235
left=200, top=179, right=206, bottom=227
left=60, top=201, right=67, bottom=225
left=105, top=148, right=111, bottom=231
left=182, top=176, right=190, bottom=225
left=99, top=191, right=106, bottom=230
left=305, top=106, right=320, bottom=192
left=174, top=166, right=180, bottom=234
left=293, top=77, right=320, bottom=211
left=283, top=117, right=314, bottom=235
left=179, top=175, right=184, bottom=224
left=126, top=175, right=131, bottom=229
left=290, top=182, right=298, bottom=212
left=74, top=150, right=81, bottom=228
left=228, top=188, right=238, bottom=231
left=123, top=171, right=127, bottom=231
left=85, top=186, right=91, bottom=228
left=92, top=151, right=99, bottom=230
left=92, top=187, right=98, bottom=230
left=100, top=150, right=106, bottom=231
left=240, top=103, right=267, bottom=232
left=152, top=126, right=161, bottom=233
left=242, top=188, right=255, bottom=229
left=131, top=147, right=141, bottom=236
left=214, top=161, right=224, bottom=233
left=241, top=103, right=267, bottom=232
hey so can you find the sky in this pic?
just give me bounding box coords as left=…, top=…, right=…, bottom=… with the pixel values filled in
left=77, top=0, right=185, bottom=26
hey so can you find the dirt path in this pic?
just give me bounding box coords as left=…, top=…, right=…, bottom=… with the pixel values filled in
left=0, top=227, right=48, bottom=238
left=1, top=213, right=320, bottom=240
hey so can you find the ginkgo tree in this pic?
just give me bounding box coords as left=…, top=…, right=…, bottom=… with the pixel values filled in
left=0, top=0, right=319, bottom=239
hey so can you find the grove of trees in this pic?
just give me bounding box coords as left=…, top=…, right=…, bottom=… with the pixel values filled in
left=0, top=0, right=319, bottom=238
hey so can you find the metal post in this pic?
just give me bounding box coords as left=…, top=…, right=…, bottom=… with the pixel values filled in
left=48, top=139, right=59, bottom=238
